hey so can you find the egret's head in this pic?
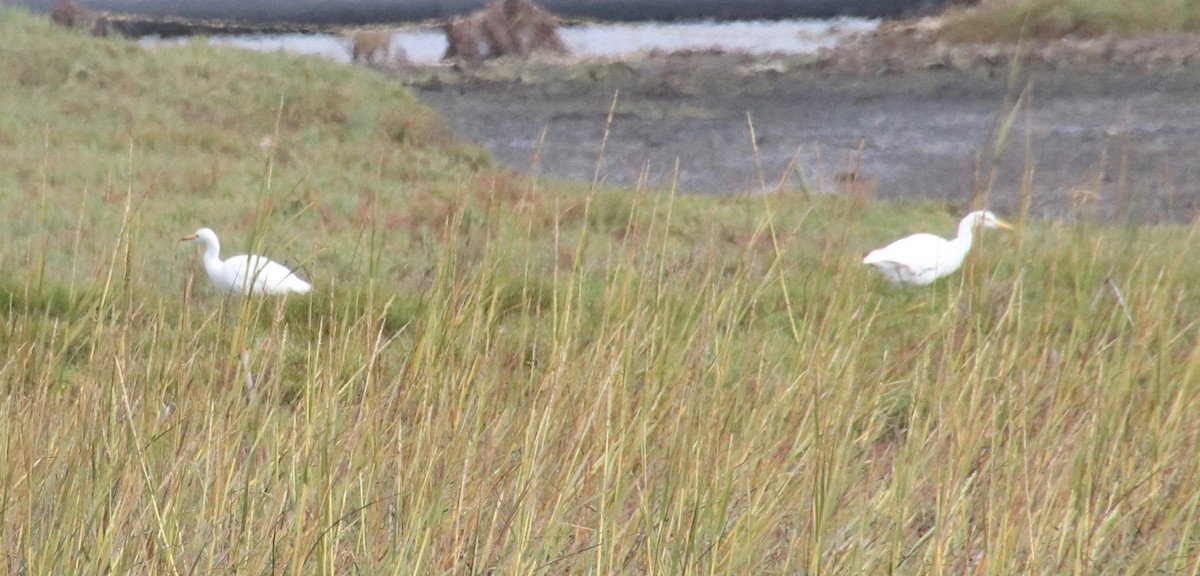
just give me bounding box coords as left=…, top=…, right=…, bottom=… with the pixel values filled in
left=181, top=228, right=218, bottom=246
left=972, top=211, right=1014, bottom=232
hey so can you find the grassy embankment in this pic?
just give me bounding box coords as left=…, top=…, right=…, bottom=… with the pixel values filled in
left=4, top=7, right=1200, bottom=574
left=941, top=0, right=1200, bottom=41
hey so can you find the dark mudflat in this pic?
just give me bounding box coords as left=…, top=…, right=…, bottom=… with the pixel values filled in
left=399, top=49, right=1200, bottom=223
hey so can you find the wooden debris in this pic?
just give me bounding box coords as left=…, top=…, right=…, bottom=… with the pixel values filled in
left=50, top=0, right=110, bottom=36
left=443, top=0, right=568, bottom=63
left=348, top=28, right=403, bottom=65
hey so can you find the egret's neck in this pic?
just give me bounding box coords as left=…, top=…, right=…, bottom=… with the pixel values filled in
left=201, top=237, right=223, bottom=270
left=953, top=217, right=979, bottom=254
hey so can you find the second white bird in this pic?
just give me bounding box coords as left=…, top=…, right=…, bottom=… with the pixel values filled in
left=863, top=210, right=1014, bottom=287
left=182, top=227, right=312, bottom=296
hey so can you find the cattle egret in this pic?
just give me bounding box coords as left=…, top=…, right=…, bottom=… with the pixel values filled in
left=181, top=228, right=311, bottom=295
left=863, top=211, right=1014, bottom=287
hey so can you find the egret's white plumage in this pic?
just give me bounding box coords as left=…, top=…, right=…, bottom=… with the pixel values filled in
left=182, top=228, right=311, bottom=296
left=863, top=210, right=1013, bottom=287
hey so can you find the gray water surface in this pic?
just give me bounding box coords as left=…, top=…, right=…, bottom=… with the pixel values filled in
left=140, top=18, right=878, bottom=64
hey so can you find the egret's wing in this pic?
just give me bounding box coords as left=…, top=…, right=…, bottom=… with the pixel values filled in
left=226, top=255, right=303, bottom=294
left=224, top=255, right=261, bottom=293
left=225, top=255, right=274, bottom=290
left=258, top=259, right=311, bottom=294
left=864, top=233, right=951, bottom=281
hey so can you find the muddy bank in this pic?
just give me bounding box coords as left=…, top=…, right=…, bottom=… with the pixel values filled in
left=394, top=27, right=1200, bottom=223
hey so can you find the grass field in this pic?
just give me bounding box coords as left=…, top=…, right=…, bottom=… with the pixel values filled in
left=941, top=0, right=1200, bottom=41
left=4, top=7, right=1200, bottom=574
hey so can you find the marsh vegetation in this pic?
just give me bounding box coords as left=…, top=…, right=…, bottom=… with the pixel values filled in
left=4, top=6, right=1200, bottom=573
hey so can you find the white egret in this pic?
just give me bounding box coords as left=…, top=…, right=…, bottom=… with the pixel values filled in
left=181, top=228, right=311, bottom=295
left=862, top=210, right=1014, bottom=287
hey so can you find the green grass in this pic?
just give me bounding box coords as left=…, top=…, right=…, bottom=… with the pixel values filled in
left=940, top=0, right=1200, bottom=41
left=4, top=6, right=1200, bottom=573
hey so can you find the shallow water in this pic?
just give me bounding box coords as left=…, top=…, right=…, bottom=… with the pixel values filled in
left=140, top=18, right=879, bottom=64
